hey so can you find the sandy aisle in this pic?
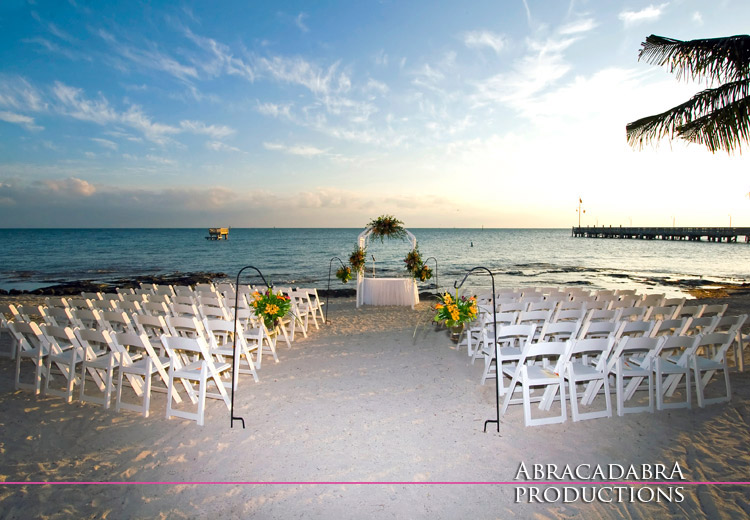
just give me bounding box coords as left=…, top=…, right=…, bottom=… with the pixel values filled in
left=1, top=297, right=750, bottom=519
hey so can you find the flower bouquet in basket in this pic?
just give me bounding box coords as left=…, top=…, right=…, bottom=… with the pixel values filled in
left=433, top=291, right=478, bottom=328
left=368, top=215, right=406, bottom=242
left=349, top=246, right=367, bottom=273
left=336, top=265, right=353, bottom=283
left=250, top=288, right=292, bottom=329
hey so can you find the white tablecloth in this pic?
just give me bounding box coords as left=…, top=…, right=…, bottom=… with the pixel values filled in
left=361, top=277, right=419, bottom=308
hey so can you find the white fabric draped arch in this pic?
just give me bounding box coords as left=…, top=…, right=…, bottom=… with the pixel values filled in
left=355, top=226, right=419, bottom=308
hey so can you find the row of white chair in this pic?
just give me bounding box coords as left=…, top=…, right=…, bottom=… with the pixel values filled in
left=477, top=313, right=747, bottom=426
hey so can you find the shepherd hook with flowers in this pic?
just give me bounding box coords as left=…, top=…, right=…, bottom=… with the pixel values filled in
left=434, top=291, right=478, bottom=339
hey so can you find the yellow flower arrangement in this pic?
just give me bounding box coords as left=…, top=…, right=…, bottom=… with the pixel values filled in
left=433, top=291, right=478, bottom=327
left=250, top=288, right=292, bottom=328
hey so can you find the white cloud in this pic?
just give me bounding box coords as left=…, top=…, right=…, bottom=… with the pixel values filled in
left=618, top=4, right=668, bottom=26
left=40, top=177, right=96, bottom=197
left=0, top=75, right=47, bottom=112
left=180, top=120, right=235, bottom=139
left=559, top=18, right=597, bottom=35
left=263, top=142, right=327, bottom=157
left=463, top=30, right=506, bottom=54
left=295, top=12, right=309, bottom=33
left=91, top=137, right=117, bottom=150
left=0, top=110, right=43, bottom=131
left=692, top=11, right=703, bottom=25
left=206, top=141, right=241, bottom=152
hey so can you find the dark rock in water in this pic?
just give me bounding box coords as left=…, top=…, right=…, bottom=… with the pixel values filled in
left=25, top=271, right=227, bottom=296
left=0, top=289, right=7, bottom=295
left=317, top=288, right=357, bottom=298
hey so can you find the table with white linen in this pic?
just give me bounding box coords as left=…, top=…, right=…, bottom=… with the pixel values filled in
left=361, top=277, right=419, bottom=308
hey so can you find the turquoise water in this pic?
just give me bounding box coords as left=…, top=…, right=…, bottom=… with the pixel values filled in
left=0, top=228, right=748, bottom=296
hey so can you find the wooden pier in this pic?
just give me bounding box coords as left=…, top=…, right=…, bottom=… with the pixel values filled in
left=572, top=226, right=750, bottom=243
left=206, top=227, right=229, bottom=240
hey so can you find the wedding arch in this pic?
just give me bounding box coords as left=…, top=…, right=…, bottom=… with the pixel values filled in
left=354, top=216, right=419, bottom=308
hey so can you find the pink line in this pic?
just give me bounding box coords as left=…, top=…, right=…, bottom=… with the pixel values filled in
left=2, top=481, right=750, bottom=486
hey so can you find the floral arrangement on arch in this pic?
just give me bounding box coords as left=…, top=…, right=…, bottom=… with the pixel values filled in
left=349, top=246, right=367, bottom=272
left=250, top=288, right=292, bottom=329
left=336, top=265, right=353, bottom=283
left=433, top=291, right=478, bottom=327
left=404, top=245, right=433, bottom=282
left=368, top=214, right=407, bottom=242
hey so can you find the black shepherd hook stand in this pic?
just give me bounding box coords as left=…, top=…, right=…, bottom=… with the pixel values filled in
left=231, top=265, right=270, bottom=429
left=325, top=256, right=347, bottom=324
left=422, top=256, right=439, bottom=296
left=454, top=266, right=498, bottom=433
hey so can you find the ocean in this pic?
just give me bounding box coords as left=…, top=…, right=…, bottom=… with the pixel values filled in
left=0, top=228, right=748, bottom=297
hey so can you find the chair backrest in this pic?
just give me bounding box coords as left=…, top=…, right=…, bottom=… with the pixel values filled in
left=518, top=339, right=570, bottom=373
left=585, top=308, right=621, bottom=323
left=42, top=306, right=77, bottom=328
left=695, top=332, right=736, bottom=361
left=146, top=294, right=172, bottom=304
left=606, top=336, right=663, bottom=372
left=41, top=324, right=81, bottom=354
left=90, top=299, right=116, bottom=311
left=637, top=294, right=665, bottom=307
left=683, top=315, right=720, bottom=336
left=71, top=308, right=105, bottom=331
left=100, top=310, right=136, bottom=335
left=116, top=300, right=143, bottom=314
left=166, top=315, right=205, bottom=339
left=701, top=304, right=728, bottom=318
left=173, top=295, right=197, bottom=306
left=711, top=314, right=747, bottom=337
left=537, top=320, right=581, bottom=343
left=67, top=298, right=93, bottom=310
left=1, top=303, right=21, bottom=324
left=578, top=320, right=619, bottom=340
left=553, top=307, right=587, bottom=324
left=8, top=321, right=48, bottom=353
left=517, top=310, right=553, bottom=326
left=142, top=301, right=170, bottom=317
left=112, top=331, right=157, bottom=365
left=498, top=301, right=528, bottom=313
left=567, top=337, right=616, bottom=369
left=80, top=292, right=103, bottom=300
left=495, top=324, right=537, bottom=346
left=646, top=305, right=679, bottom=321
left=659, top=334, right=700, bottom=366
left=75, top=328, right=119, bottom=359
left=615, top=319, right=657, bottom=340
left=45, top=297, right=69, bottom=308
left=609, top=296, right=638, bottom=310
left=650, top=317, right=691, bottom=337
left=676, top=304, right=706, bottom=319
left=133, top=313, right=169, bottom=339
left=170, top=303, right=200, bottom=318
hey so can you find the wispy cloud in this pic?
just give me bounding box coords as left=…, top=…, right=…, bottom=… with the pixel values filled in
left=206, top=141, right=241, bottom=152
left=180, top=120, right=235, bottom=139
left=295, top=12, right=309, bottom=33
left=618, top=4, right=668, bottom=26
left=0, top=110, right=43, bottom=131
left=463, top=30, right=506, bottom=54
left=692, top=11, right=703, bottom=25
left=0, top=75, right=47, bottom=112
left=559, top=17, right=597, bottom=35
left=263, top=142, right=328, bottom=157
left=91, top=137, right=117, bottom=150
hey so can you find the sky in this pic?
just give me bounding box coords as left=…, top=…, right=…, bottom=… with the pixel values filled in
left=0, top=0, right=749, bottom=228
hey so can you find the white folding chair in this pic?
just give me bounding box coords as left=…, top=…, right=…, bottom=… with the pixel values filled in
left=564, top=337, right=614, bottom=422
left=114, top=331, right=177, bottom=417
left=160, top=334, right=232, bottom=426
left=202, top=317, right=259, bottom=385
left=10, top=321, right=49, bottom=394
left=606, top=336, right=659, bottom=416
left=500, top=340, right=569, bottom=426
left=42, top=325, right=89, bottom=403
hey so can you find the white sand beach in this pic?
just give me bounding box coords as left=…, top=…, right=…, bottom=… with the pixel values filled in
left=2, top=295, right=750, bottom=519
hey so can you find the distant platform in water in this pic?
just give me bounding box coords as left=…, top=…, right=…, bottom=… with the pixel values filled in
left=572, top=226, right=750, bottom=243
left=206, top=227, right=229, bottom=240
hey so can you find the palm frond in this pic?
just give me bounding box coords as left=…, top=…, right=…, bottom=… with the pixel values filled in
left=626, top=79, right=750, bottom=151
left=678, top=95, right=750, bottom=153
left=639, top=34, right=750, bottom=83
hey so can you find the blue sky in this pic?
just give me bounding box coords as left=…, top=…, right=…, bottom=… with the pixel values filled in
left=1, top=0, right=749, bottom=228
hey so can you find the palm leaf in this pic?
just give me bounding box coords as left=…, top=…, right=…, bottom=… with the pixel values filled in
left=678, top=95, right=750, bottom=153
left=639, top=34, right=750, bottom=83
left=627, top=79, right=750, bottom=150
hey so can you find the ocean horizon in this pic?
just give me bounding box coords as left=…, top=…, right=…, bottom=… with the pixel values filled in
left=1, top=227, right=748, bottom=297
